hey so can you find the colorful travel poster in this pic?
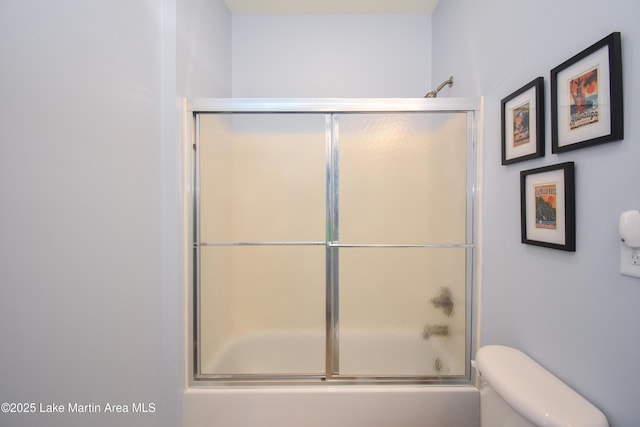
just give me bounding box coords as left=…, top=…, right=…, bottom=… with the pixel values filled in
left=569, top=67, right=599, bottom=130
left=535, top=183, right=557, bottom=230
left=512, top=102, right=530, bottom=147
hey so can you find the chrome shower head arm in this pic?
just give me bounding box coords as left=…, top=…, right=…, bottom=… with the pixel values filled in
left=424, top=76, right=454, bottom=98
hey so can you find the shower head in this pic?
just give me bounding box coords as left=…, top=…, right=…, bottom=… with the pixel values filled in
left=424, top=76, right=454, bottom=98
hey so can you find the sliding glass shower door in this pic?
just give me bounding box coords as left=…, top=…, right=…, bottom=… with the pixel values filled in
left=335, top=112, right=469, bottom=377
left=197, top=113, right=327, bottom=377
left=192, top=99, right=477, bottom=383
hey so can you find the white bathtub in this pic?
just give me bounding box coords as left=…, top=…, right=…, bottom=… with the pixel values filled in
left=183, top=386, right=479, bottom=427
left=203, top=330, right=466, bottom=376
left=186, top=331, right=479, bottom=427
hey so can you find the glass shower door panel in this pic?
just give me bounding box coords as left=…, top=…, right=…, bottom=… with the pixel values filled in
left=337, top=113, right=469, bottom=245
left=197, top=113, right=327, bottom=378
left=199, top=245, right=326, bottom=376
left=335, top=112, right=470, bottom=378
left=198, top=113, right=326, bottom=243
left=338, top=248, right=467, bottom=377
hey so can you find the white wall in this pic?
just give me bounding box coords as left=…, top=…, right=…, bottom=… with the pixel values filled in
left=177, top=0, right=232, bottom=97
left=432, top=0, right=640, bottom=425
left=0, top=1, right=166, bottom=426
left=0, top=0, right=232, bottom=426
left=175, top=0, right=231, bottom=425
left=231, top=14, right=431, bottom=97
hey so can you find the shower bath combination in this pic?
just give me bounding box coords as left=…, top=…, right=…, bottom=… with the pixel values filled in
left=189, top=97, right=479, bottom=385
left=183, top=97, right=611, bottom=427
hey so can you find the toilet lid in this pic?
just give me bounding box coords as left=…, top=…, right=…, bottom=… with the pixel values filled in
left=475, top=345, right=608, bottom=427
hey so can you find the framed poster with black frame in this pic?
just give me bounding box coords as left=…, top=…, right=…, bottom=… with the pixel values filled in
left=520, top=162, right=575, bottom=251
left=551, top=32, right=623, bottom=153
left=501, top=77, right=545, bottom=165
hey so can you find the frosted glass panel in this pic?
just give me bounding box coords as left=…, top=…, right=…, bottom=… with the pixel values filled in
left=199, top=245, right=326, bottom=375
left=338, top=247, right=467, bottom=376
left=338, top=113, right=468, bottom=244
left=193, top=102, right=477, bottom=383
left=199, top=114, right=326, bottom=243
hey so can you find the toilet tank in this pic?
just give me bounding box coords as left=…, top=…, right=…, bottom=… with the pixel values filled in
left=475, top=345, right=608, bottom=427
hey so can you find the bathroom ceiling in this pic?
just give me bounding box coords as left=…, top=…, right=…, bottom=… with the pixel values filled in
left=225, top=0, right=440, bottom=15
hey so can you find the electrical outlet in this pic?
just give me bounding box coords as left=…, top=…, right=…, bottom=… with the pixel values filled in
left=620, top=246, right=640, bottom=278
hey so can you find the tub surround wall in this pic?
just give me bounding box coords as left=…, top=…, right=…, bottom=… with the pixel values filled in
left=432, top=0, right=640, bottom=425
left=177, top=0, right=231, bottom=98
left=231, top=14, right=431, bottom=98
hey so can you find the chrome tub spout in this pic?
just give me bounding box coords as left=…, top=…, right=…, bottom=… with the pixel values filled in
left=422, top=324, right=450, bottom=340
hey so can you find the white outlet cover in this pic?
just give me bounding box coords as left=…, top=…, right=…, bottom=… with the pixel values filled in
left=620, top=245, right=640, bottom=278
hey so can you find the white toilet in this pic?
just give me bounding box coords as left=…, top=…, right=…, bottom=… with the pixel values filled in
left=476, top=345, right=609, bottom=427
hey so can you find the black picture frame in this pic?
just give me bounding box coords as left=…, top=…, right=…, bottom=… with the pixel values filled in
left=551, top=32, right=623, bottom=153
left=501, top=77, right=545, bottom=165
left=520, top=162, right=575, bottom=251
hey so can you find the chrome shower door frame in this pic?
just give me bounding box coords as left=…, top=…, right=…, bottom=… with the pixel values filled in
left=188, top=98, right=481, bottom=386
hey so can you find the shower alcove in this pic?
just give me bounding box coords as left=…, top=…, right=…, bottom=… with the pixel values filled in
left=189, top=97, right=480, bottom=385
